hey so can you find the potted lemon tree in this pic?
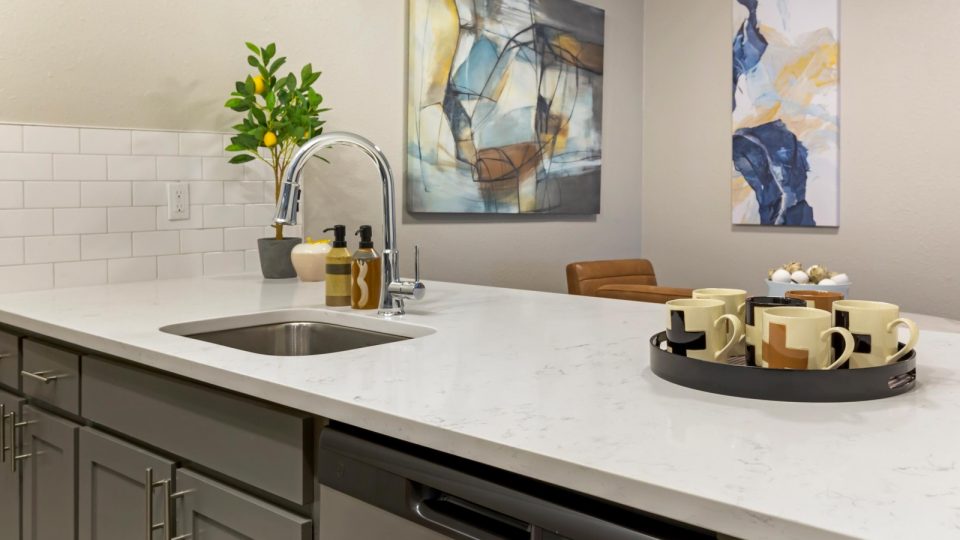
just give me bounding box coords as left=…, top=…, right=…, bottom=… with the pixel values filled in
left=225, top=42, right=328, bottom=278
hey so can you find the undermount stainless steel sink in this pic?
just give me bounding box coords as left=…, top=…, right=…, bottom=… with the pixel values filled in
left=160, top=310, right=435, bottom=357
left=185, top=322, right=409, bottom=356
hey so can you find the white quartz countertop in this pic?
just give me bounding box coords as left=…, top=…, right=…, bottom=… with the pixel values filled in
left=0, top=275, right=957, bottom=540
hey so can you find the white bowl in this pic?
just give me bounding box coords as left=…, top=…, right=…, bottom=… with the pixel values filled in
left=766, top=280, right=851, bottom=298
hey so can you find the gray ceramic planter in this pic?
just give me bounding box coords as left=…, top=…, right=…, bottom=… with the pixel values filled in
left=257, top=237, right=301, bottom=279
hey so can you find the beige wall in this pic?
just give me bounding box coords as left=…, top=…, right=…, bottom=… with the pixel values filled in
left=0, top=0, right=644, bottom=293
left=643, top=0, right=960, bottom=318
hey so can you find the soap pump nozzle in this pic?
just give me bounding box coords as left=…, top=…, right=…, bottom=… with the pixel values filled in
left=355, top=225, right=374, bottom=249
left=323, top=225, right=348, bottom=248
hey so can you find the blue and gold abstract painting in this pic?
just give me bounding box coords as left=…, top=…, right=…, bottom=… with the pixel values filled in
left=732, top=0, right=839, bottom=227
left=407, top=0, right=605, bottom=214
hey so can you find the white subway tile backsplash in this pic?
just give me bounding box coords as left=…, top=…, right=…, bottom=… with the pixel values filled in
left=0, top=124, right=288, bottom=290
left=108, top=156, right=157, bottom=181
left=0, top=264, right=53, bottom=293
left=203, top=251, right=245, bottom=276
left=244, top=204, right=276, bottom=227
left=23, top=126, right=79, bottom=153
left=0, top=209, right=53, bottom=237
left=0, top=125, right=22, bottom=152
left=25, top=235, right=80, bottom=264
left=132, top=231, right=180, bottom=256
left=157, top=157, right=202, bottom=181
left=244, top=249, right=260, bottom=273
left=82, top=182, right=131, bottom=207
left=54, top=208, right=107, bottom=235
left=0, top=182, right=23, bottom=208
left=53, top=154, right=107, bottom=181
left=108, top=257, right=157, bottom=284
left=224, top=181, right=265, bottom=204
left=202, top=157, right=244, bottom=181
left=107, top=207, right=155, bottom=232
left=132, top=182, right=166, bottom=206
left=24, top=182, right=80, bottom=208
left=81, top=233, right=131, bottom=260
left=80, top=129, right=131, bottom=155
left=0, top=238, right=24, bottom=266
left=156, top=205, right=203, bottom=230
left=55, top=260, right=107, bottom=288
left=187, top=182, right=223, bottom=204
left=224, top=227, right=263, bottom=251
left=180, top=229, right=222, bottom=254
left=158, top=253, right=202, bottom=279
left=0, top=153, right=52, bottom=180
left=180, top=133, right=223, bottom=157
left=132, top=131, right=179, bottom=156
left=203, top=205, right=243, bottom=228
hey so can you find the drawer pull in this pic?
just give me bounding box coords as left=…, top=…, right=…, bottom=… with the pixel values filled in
left=0, top=403, right=7, bottom=463
left=145, top=468, right=173, bottom=540
left=21, top=370, right=62, bottom=384
left=0, top=353, right=11, bottom=359
left=8, top=411, right=31, bottom=473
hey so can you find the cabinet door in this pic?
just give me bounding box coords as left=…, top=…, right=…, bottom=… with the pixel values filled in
left=78, top=428, right=176, bottom=540
left=175, top=469, right=311, bottom=540
left=20, top=404, right=78, bottom=540
left=0, top=389, right=24, bottom=540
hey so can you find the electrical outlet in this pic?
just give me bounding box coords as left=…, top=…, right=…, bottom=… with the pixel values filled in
left=167, top=183, right=190, bottom=221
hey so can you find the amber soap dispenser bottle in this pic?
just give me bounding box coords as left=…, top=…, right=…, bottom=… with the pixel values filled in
left=351, top=225, right=382, bottom=310
left=323, top=225, right=352, bottom=307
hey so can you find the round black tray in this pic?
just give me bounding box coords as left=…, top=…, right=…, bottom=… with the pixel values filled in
left=649, top=332, right=917, bottom=402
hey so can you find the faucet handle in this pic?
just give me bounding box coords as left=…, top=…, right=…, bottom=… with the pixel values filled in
left=414, top=245, right=421, bottom=283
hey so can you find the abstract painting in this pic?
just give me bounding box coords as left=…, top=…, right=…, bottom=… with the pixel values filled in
left=732, top=0, right=839, bottom=227
left=407, top=0, right=605, bottom=214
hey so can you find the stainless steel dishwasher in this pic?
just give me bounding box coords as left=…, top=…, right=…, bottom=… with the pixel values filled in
left=317, top=426, right=716, bottom=540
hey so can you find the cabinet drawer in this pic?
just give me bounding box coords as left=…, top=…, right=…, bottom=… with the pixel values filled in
left=22, top=339, right=81, bottom=414
left=176, top=469, right=311, bottom=540
left=81, top=355, right=312, bottom=506
left=0, top=329, right=19, bottom=390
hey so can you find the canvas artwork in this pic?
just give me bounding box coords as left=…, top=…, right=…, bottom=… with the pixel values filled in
left=732, top=0, right=839, bottom=227
left=407, top=0, right=605, bottom=214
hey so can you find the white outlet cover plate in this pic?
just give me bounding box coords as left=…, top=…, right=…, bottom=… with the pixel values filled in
left=167, top=183, right=190, bottom=221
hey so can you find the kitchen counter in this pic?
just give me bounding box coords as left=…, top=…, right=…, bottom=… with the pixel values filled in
left=0, top=275, right=955, bottom=540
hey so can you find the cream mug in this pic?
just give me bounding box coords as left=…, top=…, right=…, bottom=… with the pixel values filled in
left=832, top=300, right=919, bottom=369
left=692, top=288, right=747, bottom=356
left=666, top=299, right=744, bottom=363
left=761, top=307, right=855, bottom=370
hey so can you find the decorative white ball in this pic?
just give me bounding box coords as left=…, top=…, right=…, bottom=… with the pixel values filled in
left=819, top=278, right=837, bottom=286
left=831, top=273, right=851, bottom=285
left=771, top=268, right=792, bottom=283
left=791, top=270, right=810, bottom=284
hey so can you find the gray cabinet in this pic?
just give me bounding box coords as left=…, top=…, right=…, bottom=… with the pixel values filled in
left=1, top=388, right=24, bottom=540
left=175, top=469, right=311, bottom=540
left=20, top=404, right=78, bottom=540
left=0, top=330, right=19, bottom=390
left=78, top=428, right=176, bottom=540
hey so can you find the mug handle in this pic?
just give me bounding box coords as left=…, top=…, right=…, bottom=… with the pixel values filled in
left=821, top=327, right=854, bottom=369
left=885, top=318, right=919, bottom=364
left=713, top=314, right=744, bottom=361
left=737, top=302, right=747, bottom=343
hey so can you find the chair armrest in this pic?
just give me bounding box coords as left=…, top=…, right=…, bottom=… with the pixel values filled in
left=595, top=284, right=694, bottom=304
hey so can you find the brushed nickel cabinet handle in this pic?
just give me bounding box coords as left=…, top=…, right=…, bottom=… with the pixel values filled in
left=167, top=487, right=194, bottom=540
left=145, top=468, right=171, bottom=540
left=9, top=411, right=31, bottom=473
left=0, top=353, right=11, bottom=359
left=21, top=370, right=61, bottom=384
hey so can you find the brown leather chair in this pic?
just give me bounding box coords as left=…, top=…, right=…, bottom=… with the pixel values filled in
left=566, top=259, right=694, bottom=304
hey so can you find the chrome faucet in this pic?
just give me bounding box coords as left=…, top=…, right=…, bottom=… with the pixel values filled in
left=273, top=132, right=425, bottom=317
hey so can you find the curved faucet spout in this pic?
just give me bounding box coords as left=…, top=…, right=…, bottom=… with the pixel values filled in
left=273, top=132, right=422, bottom=316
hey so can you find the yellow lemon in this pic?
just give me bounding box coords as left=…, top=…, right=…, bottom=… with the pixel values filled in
left=263, top=131, right=278, bottom=148
left=253, top=75, right=266, bottom=95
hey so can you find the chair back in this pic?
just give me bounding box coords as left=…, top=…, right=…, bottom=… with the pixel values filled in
left=566, top=259, right=658, bottom=296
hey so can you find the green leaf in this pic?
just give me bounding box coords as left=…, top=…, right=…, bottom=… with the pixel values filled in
left=265, top=91, right=276, bottom=110
left=234, top=134, right=259, bottom=149
left=244, top=76, right=255, bottom=94
left=224, top=97, right=245, bottom=109
left=286, top=74, right=296, bottom=92
left=247, top=55, right=260, bottom=68
left=235, top=81, right=246, bottom=94
left=300, top=63, right=312, bottom=82
left=225, top=144, right=247, bottom=152
left=245, top=42, right=260, bottom=55
left=257, top=64, right=270, bottom=80
left=268, top=57, right=287, bottom=75
left=265, top=43, right=276, bottom=62
left=229, top=154, right=256, bottom=164
left=251, top=107, right=267, bottom=125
